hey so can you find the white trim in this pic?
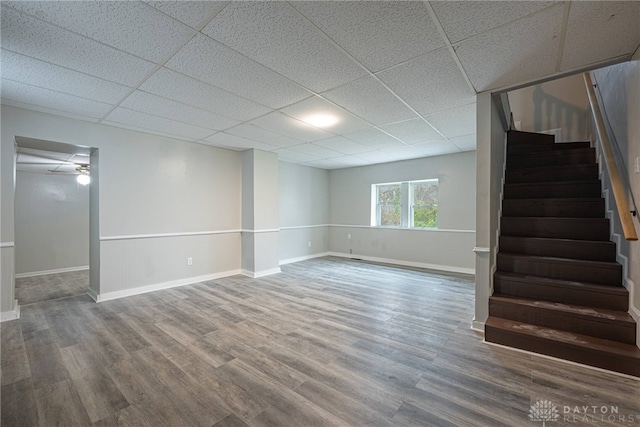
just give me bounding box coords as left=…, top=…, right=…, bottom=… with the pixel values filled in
left=484, top=340, right=640, bottom=382
left=279, top=252, right=331, bottom=266
left=328, top=251, right=474, bottom=275
left=241, top=267, right=281, bottom=278
left=329, top=224, right=475, bottom=233
left=471, top=319, right=485, bottom=332
left=0, top=299, right=20, bottom=322
left=627, top=277, right=640, bottom=350
left=15, top=265, right=89, bottom=279
left=0, top=242, right=14, bottom=248
left=279, top=224, right=329, bottom=231
left=100, top=229, right=241, bottom=241
left=473, top=247, right=490, bottom=253
left=90, top=270, right=241, bottom=302
left=241, top=229, right=279, bottom=234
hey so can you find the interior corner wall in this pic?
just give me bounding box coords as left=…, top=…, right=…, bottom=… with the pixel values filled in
left=278, top=161, right=329, bottom=263
left=509, top=73, right=590, bottom=142
left=474, top=92, right=507, bottom=329
left=1, top=106, right=242, bottom=305
left=0, top=115, right=16, bottom=314
left=14, top=171, right=89, bottom=275
left=591, top=57, right=640, bottom=323
left=328, top=151, right=476, bottom=274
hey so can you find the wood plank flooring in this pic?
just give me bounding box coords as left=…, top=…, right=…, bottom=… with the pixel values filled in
left=2, top=257, right=638, bottom=426
left=15, top=270, right=89, bottom=305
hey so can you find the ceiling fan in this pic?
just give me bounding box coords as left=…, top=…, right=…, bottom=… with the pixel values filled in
left=48, top=163, right=91, bottom=185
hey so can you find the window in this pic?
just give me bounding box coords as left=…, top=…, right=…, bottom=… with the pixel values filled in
left=372, top=179, right=438, bottom=228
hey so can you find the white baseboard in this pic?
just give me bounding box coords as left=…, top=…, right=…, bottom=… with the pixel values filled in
left=15, top=265, right=89, bottom=279
left=327, top=251, right=475, bottom=275
left=91, top=270, right=241, bottom=302
left=1, top=299, right=20, bottom=322
left=279, top=252, right=331, bottom=266
left=241, top=267, right=282, bottom=278
left=471, top=319, right=485, bottom=332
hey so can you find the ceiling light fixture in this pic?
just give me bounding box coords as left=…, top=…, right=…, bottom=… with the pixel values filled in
left=303, top=114, right=339, bottom=128
left=77, top=173, right=90, bottom=186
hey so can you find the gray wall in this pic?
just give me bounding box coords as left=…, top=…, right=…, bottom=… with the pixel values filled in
left=592, top=55, right=640, bottom=324
left=328, top=151, right=476, bottom=273
left=1, top=105, right=242, bottom=308
left=15, top=171, right=89, bottom=275
left=279, top=161, right=329, bottom=262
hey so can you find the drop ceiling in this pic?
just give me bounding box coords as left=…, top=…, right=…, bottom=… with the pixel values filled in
left=1, top=1, right=639, bottom=170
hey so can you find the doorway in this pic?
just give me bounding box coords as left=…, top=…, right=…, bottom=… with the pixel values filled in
left=13, top=136, right=95, bottom=305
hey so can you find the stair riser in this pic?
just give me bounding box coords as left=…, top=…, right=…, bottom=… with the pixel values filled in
left=507, top=149, right=595, bottom=169
left=501, top=218, right=610, bottom=241
left=497, top=256, right=622, bottom=285
left=499, top=236, right=616, bottom=262
left=505, top=165, right=598, bottom=184
left=507, top=142, right=591, bottom=156
left=502, top=199, right=604, bottom=218
left=504, top=182, right=601, bottom=199
left=507, top=131, right=555, bottom=145
left=489, top=299, right=635, bottom=344
left=485, top=327, right=640, bottom=377
left=493, top=276, right=628, bottom=311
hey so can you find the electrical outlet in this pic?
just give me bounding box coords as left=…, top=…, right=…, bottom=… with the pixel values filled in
left=187, top=257, right=193, bottom=266
left=308, top=241, right=311, bottom=248
left=349, top=249, right=352, bottom=254
left=635, top=156, right=639, bottom=173
left=347, top=234, right=351, bottom=239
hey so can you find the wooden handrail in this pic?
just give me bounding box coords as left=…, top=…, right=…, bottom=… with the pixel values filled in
left=583, top=72, right=638, bottom=241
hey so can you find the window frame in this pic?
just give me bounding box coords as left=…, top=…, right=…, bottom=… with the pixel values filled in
left=371, top=179, right=438, bottom=229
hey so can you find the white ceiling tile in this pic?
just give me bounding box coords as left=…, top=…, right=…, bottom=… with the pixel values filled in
left=411, top=141, right=461, bottom=157
left=250, top=112, right=333, bottom=142
left=343, top=128, right=405, bottom=150
left=377, top=47, right=475, bottom=115
left=455, top=5, right=563, bottom=92
left=302, top=158, right=354, bottom=170
left=203, top=133, right=277, bottom=152
left=226, top=124, right=300, bottom=148
left=144, top=1, right=227, bottom=29
left=380, top=118, right=445, bottom=145
left=140, top=68, right=271, bottom=122
left=120, top=91, right=239, bottom=131
left=424, top=103, right=476, bottom=138
left=292, top=1, right=443, bottom=72
left=356, top=149, right=406, bottom=163
left=5, top=1, right=194, bottom=63
left=313, top=136, right=373, bottom=155
left=279, top=96, right=371, bottom=135
left=166, top=34, right=312, bottom=109
left=561, top=2, right=640, bottom=71
left=286, top=143, right=343, bottom=159
left=1, top=50, right=131, bottom=104
left=1, top=98, right=100, bottom=123
left=448, top=134, right=476, bottom=152
left=315, top=155, right=371, bottom=168
left=1, top=79, right=113, bottom=119
left=321, top=76, right=417, bottom=126
left=202, top=2, right=366, bottom=92
left=1, top=7, right=155, bottom=86
left=105, top=108, right=215, bottom=141
left=273, top=148, right=320, bottom=164
left=431, top=1, right=558, bottom=44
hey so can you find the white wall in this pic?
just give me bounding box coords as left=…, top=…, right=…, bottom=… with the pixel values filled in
left=592, top=54, right=640, bottom=328
left=14, top=171, right=89, bottom=275
left=328, top=151, right=476, bottom=273
left=474, top=93, right=507, bottom=330
left=509, top=73, right=590, bottom=142
left=1, top=106, right=242, bottom=308
left=279, top=161, right=329, bottom=263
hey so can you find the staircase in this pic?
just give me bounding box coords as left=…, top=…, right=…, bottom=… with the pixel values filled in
left=485, top=130, right=640, bottom=377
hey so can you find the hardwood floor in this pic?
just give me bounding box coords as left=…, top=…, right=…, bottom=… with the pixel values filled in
left=15, top=269, right=89, bottom=305
left=2, top=257, right=638, bottom=426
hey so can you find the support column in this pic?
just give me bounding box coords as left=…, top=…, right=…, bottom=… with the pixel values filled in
left=241, top=150, right=280, bottom=277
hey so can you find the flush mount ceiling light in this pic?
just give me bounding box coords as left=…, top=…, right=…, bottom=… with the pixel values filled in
left=76, top=164, right=90, bottom=185
left=302, top=114, right=339, bottom=128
